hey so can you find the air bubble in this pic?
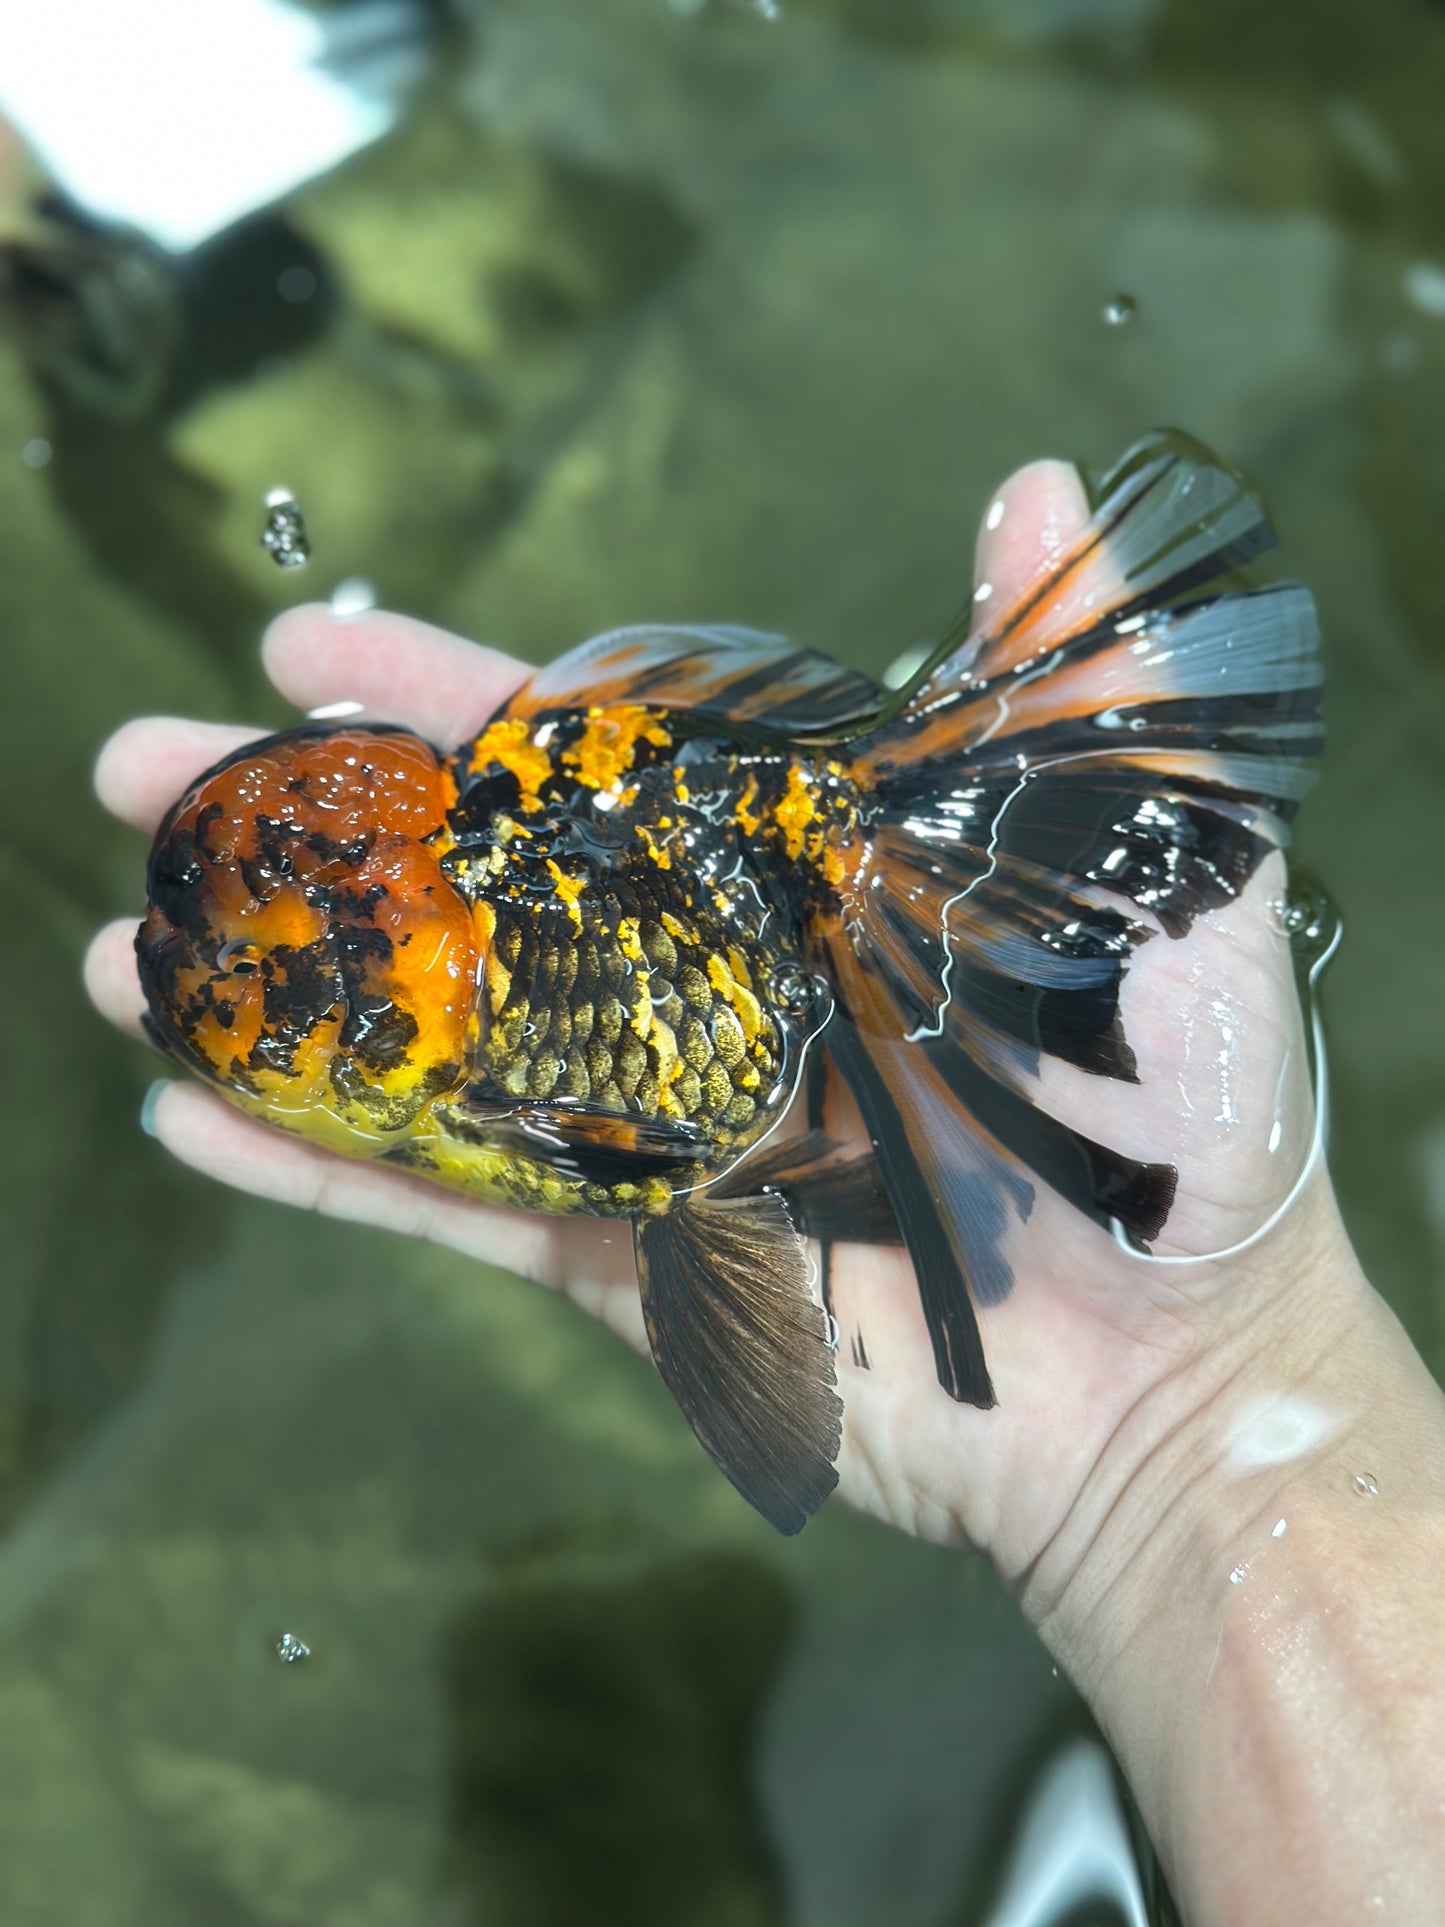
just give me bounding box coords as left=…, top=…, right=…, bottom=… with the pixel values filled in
left=277, top=265, right=317, bottom=305
left=21, top=436, right=52, bottom=469
left=1101, top=293, right=1138, bottom=328
left=768, top=961, right=827, bottom=1021
left=275, top=1632, right=311, bottom=1663
left=261, top=491, right=311, bottom=569
left=1352, top=1471, right=1379, bottom=1498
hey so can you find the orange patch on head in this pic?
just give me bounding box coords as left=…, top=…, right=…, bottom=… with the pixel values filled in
left=138, top=727, right=483, bottom=1149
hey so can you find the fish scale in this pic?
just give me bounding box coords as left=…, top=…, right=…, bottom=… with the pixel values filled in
left=466, top=875, right=788, bottom=1135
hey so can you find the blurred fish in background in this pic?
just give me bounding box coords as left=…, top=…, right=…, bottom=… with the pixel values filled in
left=0, top=0, right=443, bottom=254
left=0, top=0, right=458, bottom=642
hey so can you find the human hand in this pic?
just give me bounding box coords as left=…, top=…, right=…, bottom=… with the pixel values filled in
left=84, top=463, right=1360, bottom=1613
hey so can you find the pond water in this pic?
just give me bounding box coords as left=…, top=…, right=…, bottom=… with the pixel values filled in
left=1, top=2, right=1442, bottom=1921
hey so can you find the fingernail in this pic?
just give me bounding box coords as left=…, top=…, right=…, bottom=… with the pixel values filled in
left=306, top=699, right=366, bottom=720
left=140, top=1080, right=171, bottom=1138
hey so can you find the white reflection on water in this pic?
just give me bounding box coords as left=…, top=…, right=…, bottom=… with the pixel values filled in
left=0, top=0, right=427, bottom=252
left=985, top=1738, right=1148, bottom=1927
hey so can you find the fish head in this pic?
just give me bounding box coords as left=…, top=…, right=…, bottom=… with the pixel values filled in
left=137, top=725, right=482, bottom=1154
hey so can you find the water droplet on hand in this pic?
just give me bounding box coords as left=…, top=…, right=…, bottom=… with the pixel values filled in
left=329, top=577, right=377, bottom=618
left=1101, top=293, right=1137, bottom=328
left=1266, top=883, right=1340, bottom=963
left=1228, top=1562, right=1249, bottom=1585
left=261, top=491, right=311, bottom=570
left=1353, top=1471, right=1379, bottom=1498
left=883, top=641, right=933, bottom=691
left=1272, top=1517, right=1288, bottom=1539
left=275, top=1632, right=311, bottom=1663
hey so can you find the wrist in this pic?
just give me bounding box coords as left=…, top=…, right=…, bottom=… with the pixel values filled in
left=1018, top=1181, right=1445, bottom=1921
left=1020, top=1181, right=1367, bottom=1656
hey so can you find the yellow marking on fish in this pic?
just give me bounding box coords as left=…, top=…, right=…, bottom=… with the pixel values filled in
left=774, top=763, right=817, bottom=860
left=822, top=843, right=846, bottom=887
left=616, top=917, right=647, bottom=967
left=672, top=767, right=691, bottom=804
left=563, top=705, right=671, bottom=792
left=629, top=968, right=654, bottom=1040
left=545, top=860, right=586, bottom=929
left=484, top=950, right=513, bottom=1016
left=635, top=825, right=673, bottom=871
left=661, top=911, right=694, bottom=943
left=707, top=952, right=763, bottom=1042
left=469, top=717, right=554, bottom=812
left=724, top=944, right=755, bottom=988
left=735, top=770, right=761, bottom=837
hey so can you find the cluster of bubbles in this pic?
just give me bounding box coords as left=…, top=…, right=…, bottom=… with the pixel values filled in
left=261, top=488, right=311, bottom=569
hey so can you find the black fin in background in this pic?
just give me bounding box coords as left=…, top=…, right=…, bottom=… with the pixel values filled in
left=707, top=1128, right=839, bottom=1198
left=633, top=1195, right=842, bottom=1536
left=708, top=1127, right=904, bottom=1246
left=775, top=1154, right=903, bottom=1247
left=827, top=1017, right=996, bottom=1407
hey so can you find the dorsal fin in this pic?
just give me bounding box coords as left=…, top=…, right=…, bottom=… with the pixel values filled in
left=500, top=624, right=881, bottom=736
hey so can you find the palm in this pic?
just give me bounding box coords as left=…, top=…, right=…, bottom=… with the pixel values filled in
left=86, top=460, right=1316, bottom=1568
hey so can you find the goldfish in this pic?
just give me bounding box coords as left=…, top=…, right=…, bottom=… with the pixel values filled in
left=135, top=433, right=1321, bottom=1533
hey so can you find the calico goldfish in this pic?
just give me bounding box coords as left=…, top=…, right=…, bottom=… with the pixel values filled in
left=135, top=433, right=1320, bottom=1532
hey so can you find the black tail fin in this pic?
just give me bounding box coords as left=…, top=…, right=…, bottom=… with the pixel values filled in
left=817, top=433, right=1321, bottom=1406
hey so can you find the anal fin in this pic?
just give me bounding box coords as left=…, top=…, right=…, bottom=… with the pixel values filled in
left=633, top=1194, right=842, bottom=1535
left=709, top=1129, right=903, bottom=1246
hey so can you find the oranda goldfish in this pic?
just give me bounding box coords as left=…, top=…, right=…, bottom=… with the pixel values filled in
left=136, top=434, right=1320, bottom=1532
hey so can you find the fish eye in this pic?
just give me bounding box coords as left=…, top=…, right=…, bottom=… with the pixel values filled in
left=217, top=936, right=260, bottom=975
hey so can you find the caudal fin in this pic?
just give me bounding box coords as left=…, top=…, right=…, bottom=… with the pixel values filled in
left=818, top=432, right=1321, bottom=1407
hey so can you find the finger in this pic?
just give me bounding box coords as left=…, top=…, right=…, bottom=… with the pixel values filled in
left=140, top=1079, right=649, bottom=1347
left=262, top=605, right=531, bottom=746
left=95, top=718, right=263, bottom=835
left=85, top=918, right=149, bottom=1040
left=971, top=458, right=1091, bottom=624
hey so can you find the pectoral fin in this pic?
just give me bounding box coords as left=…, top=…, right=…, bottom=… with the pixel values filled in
left=442, top=1093, right=710, bottom=1186
left=633, top=1194, right=842, bottom=1535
